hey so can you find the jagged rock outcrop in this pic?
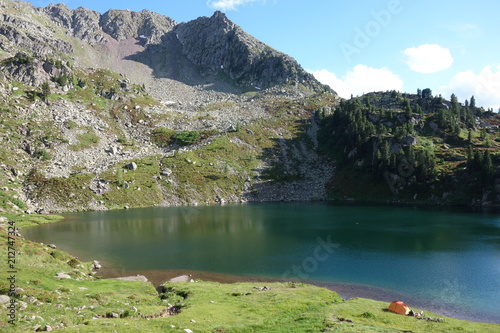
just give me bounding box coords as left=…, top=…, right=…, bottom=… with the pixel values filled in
left=69, top=7, right=106, bottom=45
left=100, top=9, right=176, bottom=44
left=0, top=2, right=73, bottom=55
left=40, top=4, right=106, bottom=45
left=173, top=11, right=325, bottom=91
left=0, top=1, right=328, bottom=93
left=0, top=53, right=72, bottom=87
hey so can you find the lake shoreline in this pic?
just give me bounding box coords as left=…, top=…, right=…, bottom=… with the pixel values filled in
left=96, top=266, right=500, bottom=325
left=20, top=203, right=500, bottom=326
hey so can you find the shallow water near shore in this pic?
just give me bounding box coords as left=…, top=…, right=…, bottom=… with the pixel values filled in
left=23, top=202, right=500, bottom=323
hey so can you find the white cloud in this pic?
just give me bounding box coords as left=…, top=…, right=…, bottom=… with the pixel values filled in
left=403, top=44, right=454, bottom=74
left=439, top=65, right=500, bottom=110
left=310, top=65, right=404, bottom=99
left=207, top=0, right=263, bottom=11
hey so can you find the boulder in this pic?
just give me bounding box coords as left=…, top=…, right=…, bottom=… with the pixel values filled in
left=0, top=295, right=10, bottom=304
left=55, top=272, right=71, bottom=279
left=161, top=168, right=172, bottom=177
left=111, top=275, right=148, bottom=282
left=126, top=162, right=138, bottom=170
left=92, top=260, right=101, bottom=270
left=169, top=275, right=192, bottom=282
left=403, top=135, right=418, bottom=146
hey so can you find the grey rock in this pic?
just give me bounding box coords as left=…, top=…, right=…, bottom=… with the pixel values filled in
left=55, top=273, right=71, bottom=279
left=100, top=9, right=176, bottom=44
left=18, top=300, right=27, bottom=310
left=403, top=135, right=418, bottom=146
left=126, top=162, right=138, bottom=170
left=27, top=296, right=38, bottom=304
left=47, top=244, right=56, bottom=249
left=171, top=11, right=327, bottom=92
left=111, top=275, right=148, bottom=282
left=161, top=168, right=172, bottom=177
left=168, top=275, right=191, bottom=282
left=92, top=260, right=102, bottom=270
left=0, top=295, right=10, bottom=304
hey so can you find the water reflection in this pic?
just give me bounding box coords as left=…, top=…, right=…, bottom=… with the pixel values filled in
left=23, top=203, right=500, bottom=322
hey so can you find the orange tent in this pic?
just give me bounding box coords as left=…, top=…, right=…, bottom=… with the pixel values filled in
left=388, top=301, right=410, bottom=315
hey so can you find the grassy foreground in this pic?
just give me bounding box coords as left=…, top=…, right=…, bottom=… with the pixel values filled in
left=1, top=214, right=499, bottom=332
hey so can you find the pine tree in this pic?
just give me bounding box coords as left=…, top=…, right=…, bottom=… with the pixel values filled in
left=451, top=93, right=458, bottom=104
left=470, top=96, right=476, bottom=108
left=467, top=145, right=474, bottom=167
left=41, top=81, right=51, bottom=102
left=404, top=100, right=412, bottom=119
left=482, top=151, right=494, bottom=185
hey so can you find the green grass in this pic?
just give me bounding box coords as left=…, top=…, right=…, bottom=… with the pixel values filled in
left=26, top=171, right=96, bottom=210
left=162, top=135, right=258, bottom=204
left=100, top=156, right=164, bottom=209
left=69, top=127, right=100, bottom=151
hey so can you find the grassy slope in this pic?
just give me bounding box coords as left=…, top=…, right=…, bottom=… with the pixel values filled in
left=1, top=214, right=499, bottom=332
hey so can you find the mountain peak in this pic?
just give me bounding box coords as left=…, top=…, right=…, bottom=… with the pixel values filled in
left=0, top=2, right=328, bottom=93
left=171, top=11, right=327, bottom=91
left=212, top=10, right=227, bottom=19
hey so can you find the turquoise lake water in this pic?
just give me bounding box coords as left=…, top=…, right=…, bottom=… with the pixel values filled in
left=23, top=203, right=500, bottom=323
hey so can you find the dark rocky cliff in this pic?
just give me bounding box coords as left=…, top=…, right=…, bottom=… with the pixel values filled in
left=172, top=11, right=324, bottom=91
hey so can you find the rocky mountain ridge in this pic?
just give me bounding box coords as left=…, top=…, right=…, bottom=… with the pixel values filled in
left=0, top=1, right=326, bottom=92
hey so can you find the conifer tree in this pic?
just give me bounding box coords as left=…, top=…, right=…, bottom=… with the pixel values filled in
left=470, top=96, right=476, bottom=108
left=41, top=81, right=51, bottom=102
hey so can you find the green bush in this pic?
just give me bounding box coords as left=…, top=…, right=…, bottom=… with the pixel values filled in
left=34, top=149, right=52, bottom=161
left=150, top=128, right=175, bottom=147
left=173, top=131, right=200, bottom=146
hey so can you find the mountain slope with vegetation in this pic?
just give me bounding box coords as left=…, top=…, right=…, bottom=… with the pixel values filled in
left=319, top=90, right=500, bottom=206
left=0, top=0, right=335, bottom=214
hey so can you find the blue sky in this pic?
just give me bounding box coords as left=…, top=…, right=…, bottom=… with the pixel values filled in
left=29, top=0, right=500, bottom=109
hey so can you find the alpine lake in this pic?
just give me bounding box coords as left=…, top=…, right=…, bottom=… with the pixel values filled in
left=23, top=202, right=500, bottom=324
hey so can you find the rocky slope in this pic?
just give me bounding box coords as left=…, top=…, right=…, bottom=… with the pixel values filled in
left=0, top=0, right=337, bottom=213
